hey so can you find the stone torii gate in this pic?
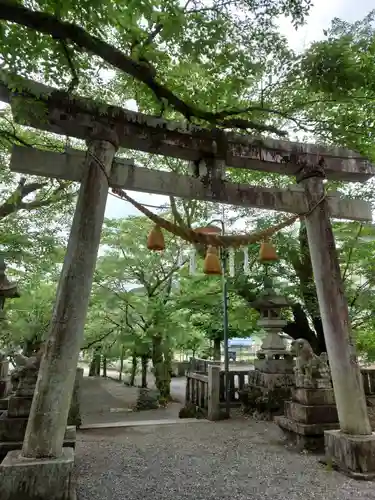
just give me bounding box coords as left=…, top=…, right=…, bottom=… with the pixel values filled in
left=1, top=73, right=375, bottom=498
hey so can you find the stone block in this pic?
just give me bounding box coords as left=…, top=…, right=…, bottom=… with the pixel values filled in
left=0, top=378, right=9, bottom=398
left=275, top=415, right=339, bottom=452
left=0, top=447, right=75, bottom=500
left=0, top=360, right=9, bottom=378
left=324, top=430, right=375, bottom=479
left=248, top=371, right=294, bottom=389
left=0, top=397, right=9, bottom=411
left=254, top=359, right=294, bottom=374
left=0, top=426, right=76, bottom=461
left=292, top=388, right=335, bottom=406
left=285, top=401, right=338, bottom=424
left=8, top=396, right=33, bottom=418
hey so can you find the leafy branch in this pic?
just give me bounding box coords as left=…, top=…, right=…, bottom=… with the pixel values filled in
left=0, top=1, right=290, bottom=135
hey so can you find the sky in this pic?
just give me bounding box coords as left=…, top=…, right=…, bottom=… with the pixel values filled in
left=105, top=0, right=375, bottom=220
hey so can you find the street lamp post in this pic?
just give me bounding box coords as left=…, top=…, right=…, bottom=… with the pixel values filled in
left=199, top=219, right=231, bottom=418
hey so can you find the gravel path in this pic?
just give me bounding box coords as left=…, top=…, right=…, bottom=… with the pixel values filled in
left=75, top=418, right=375, bottom=500
left=80, top=376, right=183, bottom=425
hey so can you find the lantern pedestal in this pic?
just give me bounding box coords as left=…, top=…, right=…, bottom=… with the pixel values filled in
left=239, top=292, right=294, bottom=417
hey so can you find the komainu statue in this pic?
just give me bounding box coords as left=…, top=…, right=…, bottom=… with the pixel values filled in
left=9, top=347, right=44, bottom=396
left=291, top=338, right=332, bottom=389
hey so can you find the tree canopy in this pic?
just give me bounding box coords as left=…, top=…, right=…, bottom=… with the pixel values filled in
left=1, top=1, right=375, bottom=401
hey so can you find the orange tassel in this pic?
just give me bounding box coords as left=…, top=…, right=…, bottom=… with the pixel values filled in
left=147, top=225, right=165, bottom=251
left=203, top=246, right=222, bottom=275
left=259, top=241, right=278, bottom=262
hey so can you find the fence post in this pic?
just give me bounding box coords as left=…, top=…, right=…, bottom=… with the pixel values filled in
left=185, top=375, right=191, bottom=404
left=208, top=365, right=221, bottom=421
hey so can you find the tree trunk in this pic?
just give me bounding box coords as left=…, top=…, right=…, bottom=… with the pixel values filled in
left=102, top=355, right=107, bottom=377
left=119, top=345, right=125, bottom=382
left=213, top=337, right=221, bottom=361
left=89, top=347, right=101, bottom=376
left=130, top=353, right=137, bottom=386
left=141, top=355, right=148, bottom=388
left=152, top=335, right=171, bottom=403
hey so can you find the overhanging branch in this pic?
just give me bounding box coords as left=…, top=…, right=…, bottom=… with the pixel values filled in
left=0, top=1, right=287, bottom=135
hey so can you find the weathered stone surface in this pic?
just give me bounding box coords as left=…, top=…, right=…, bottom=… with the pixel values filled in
left=0, top=378, right=9, bottom=398
left=0, top=426, right=76, bottom=460
left=0, top=447, right=75, bottom=500
left=275, top=415, right=339, bottom=452
left=292, top=387, right=335, bottom=406
left=0, top=360, right=10, bottom=398
left=324, top=430, right=375, bottom=479
left=247, top=371, right=295, bottom=389
left=0, top=418, right=76, bottom=443
left=0, top=397, right=8, bottom=411
left=254, top=358, right=294, bottom=374
left=68, top=368, right=83, bottom=427
left=285, top=401, right=338, bottom=424
left=8, top=396, right=33, bottom=418
left=275, top=415, right=339, bottom=437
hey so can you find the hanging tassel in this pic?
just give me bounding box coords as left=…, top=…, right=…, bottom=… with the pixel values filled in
left=203, top=246, right=222, bottom=275
left=147, top=225, right=165, bottom=251
left=229, top=247, right=235, bottom=277
left=189, top=248, right=196, bottom=275
left=259, top=240, right=278, bottom=262
left=243, top=247, right=249, bottom=275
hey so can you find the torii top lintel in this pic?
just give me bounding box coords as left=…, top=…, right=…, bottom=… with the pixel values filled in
left=0, top=72, right=374, bottom=183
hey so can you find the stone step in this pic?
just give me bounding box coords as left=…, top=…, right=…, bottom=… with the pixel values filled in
left=79, top=418, right=211, bottom=430
left=275, top=415, right=339, bottom=436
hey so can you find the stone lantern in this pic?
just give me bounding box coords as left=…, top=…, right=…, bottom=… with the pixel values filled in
left=250, top=282, right=294, bottom=376
left=240, top=274, right=295, bottom=417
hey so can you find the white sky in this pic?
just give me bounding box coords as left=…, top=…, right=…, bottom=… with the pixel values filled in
left=105, top=0, right=374, bottom=220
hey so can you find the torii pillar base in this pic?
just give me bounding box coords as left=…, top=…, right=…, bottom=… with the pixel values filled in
left=323, top=430, right=375, bottom=480
left=0, top=447, right=76, bottom=500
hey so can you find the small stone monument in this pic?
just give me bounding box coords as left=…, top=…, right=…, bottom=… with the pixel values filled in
left=275, top=338, right=339, bottom=451
left=0, top=351, right=10, bottom=402
left=239, top=278, right=294, bottom=417
left=0, top=348, right=76, bottom=460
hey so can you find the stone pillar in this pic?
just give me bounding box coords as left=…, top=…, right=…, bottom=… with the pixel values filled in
left=22, top=135, right=117, bottom=459
left=242, top=294, right=294, bottom=417
left=302, top=173, right=370, bottom=435
left=68, top=368, right=83, bottom=428
left=0, top=133, right=118, bottom=500
left=299, top=170, right=375, bottom=478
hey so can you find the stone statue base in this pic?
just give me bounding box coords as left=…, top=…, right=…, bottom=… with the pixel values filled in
left=274, top=388, right=339, bottom=452
left=322, top=430, right=375, bottom=480
left=0, top=367, right=82, bottom=461
left=0, top=399, right=76, bottom=461
left=1, top=447, right=76, bottom=500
